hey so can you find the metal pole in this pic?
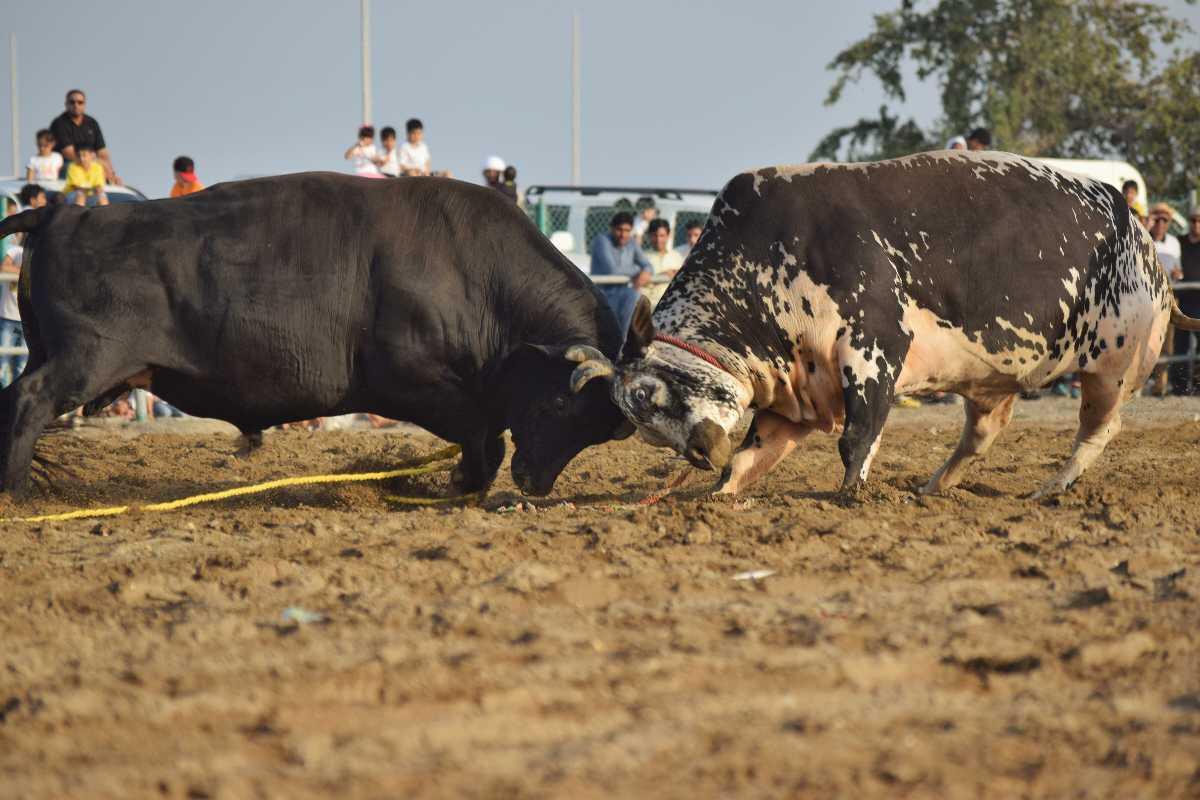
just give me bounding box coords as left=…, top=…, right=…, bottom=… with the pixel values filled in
left=571, top=13, right=581, bottom=185
left=361, top=0, right=372, bottom=124
left=1188, top=332, right=1196, bottom=391
left=9, top=34, right=17, bottom=178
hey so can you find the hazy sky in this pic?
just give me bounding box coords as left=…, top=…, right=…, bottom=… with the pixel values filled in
left=3, top=1, right=1197, bottom=198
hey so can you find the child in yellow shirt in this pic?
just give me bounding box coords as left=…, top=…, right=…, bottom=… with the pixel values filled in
left=63, top=145, right=108, bottom=206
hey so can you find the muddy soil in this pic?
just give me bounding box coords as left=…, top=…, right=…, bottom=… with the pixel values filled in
left=1, top=397, right=1198, bottom=799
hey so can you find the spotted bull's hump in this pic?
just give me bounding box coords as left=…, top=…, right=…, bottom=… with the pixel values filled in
left=653, top=150, right=1169, bottom=411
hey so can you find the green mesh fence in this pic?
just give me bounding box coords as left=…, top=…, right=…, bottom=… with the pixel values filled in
left=672, top=210, right=708, bottom=248
left=529, top=203, right=571, bottom=235
left=584, top=206, right=619, bottom=250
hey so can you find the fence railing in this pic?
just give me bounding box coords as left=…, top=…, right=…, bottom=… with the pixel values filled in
left=1, top=273, right=1197, bottom=375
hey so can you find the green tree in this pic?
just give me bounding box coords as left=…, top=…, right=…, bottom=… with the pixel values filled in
left=813, top=0, right=1199, bottom=196
left=1133, top=51, right=1200, bottom=199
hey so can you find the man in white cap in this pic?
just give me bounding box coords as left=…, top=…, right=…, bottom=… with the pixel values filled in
left=482, top=156, right=516, bottom=202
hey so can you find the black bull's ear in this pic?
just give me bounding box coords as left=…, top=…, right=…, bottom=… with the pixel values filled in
left=525, top=343, right=634, bottom=439
left=621, top=296, right=655, bottom=360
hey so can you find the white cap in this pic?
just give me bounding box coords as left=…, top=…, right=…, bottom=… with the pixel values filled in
left=483, top=155, right=506, bottom=172
left=945, top=135, right=967, bottom=150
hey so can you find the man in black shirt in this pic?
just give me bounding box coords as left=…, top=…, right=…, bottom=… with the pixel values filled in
left=1170, top=209, right=1200, bottom=394
left=48, top=89, right=121, bottom=185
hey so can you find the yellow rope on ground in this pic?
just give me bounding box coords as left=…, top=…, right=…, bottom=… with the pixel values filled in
left=3, top=444, right=471, bottom=523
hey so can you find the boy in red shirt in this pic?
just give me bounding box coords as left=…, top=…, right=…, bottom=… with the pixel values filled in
left=170, top=156, right=205, bottom=197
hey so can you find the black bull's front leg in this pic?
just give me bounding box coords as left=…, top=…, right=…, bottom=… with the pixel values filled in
left=449, top=430, right=506, bottom=494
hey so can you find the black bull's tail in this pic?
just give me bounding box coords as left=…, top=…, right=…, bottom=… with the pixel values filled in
left=0, top=207, right=45, bottom=240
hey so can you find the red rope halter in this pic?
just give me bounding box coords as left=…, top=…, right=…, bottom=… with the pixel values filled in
left=653, top=333, right=732, bottom=375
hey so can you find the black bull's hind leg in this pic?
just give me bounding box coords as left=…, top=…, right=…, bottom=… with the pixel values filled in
left=836, top=329, right=909, bottom=494
left=2, top=353, right=138, bottom=497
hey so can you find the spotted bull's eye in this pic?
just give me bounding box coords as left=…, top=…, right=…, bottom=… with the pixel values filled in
left=633, top=387, right=648, bottom=404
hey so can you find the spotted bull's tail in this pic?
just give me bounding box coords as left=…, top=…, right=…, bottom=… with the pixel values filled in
left=1170, top=295, right=1200, bottom=332
left=0, top=207, right=45, bottom=240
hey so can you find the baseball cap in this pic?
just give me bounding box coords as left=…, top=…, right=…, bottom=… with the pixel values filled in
left=483, top=155, right=506, bottom=172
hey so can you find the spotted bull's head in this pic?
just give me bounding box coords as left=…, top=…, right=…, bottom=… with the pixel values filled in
left=569, top=300, right=748, bottom=471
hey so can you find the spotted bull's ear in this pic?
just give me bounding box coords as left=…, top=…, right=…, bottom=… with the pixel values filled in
left=621, top=296, right=655, bottom=360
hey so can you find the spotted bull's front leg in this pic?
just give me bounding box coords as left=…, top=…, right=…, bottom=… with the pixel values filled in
left=836, top=330, right=907, bottom=493
left=714, top=411, right=816, bottom=495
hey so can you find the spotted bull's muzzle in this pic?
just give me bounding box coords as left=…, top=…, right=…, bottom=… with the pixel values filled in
left=684, top=419, right=731, bottom=471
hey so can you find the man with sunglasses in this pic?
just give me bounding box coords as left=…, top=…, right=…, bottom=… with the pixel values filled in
left=49, top=89, right=122, bottom=185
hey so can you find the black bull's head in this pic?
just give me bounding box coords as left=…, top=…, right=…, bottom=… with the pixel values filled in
left=505, top=344, right=635, bottom=496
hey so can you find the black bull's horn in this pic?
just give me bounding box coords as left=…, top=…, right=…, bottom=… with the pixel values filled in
left=565, top=345, right=615, bottom=394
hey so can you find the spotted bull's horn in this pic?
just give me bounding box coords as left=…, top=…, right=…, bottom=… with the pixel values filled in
left=567, top=346, right=616, bottom=393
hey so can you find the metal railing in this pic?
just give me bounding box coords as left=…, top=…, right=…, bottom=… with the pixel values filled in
left=0, top=272, right=1195, bottom=371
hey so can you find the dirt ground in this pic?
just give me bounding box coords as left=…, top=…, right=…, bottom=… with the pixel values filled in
left=1, top=397, right=1198, bottom=799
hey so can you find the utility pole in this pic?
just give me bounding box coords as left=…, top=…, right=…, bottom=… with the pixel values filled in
left=361, top=0, right=372, bottom=124
left=9, top=34, right=17, bottom=178
left=571, top=13, right=581, bottom=185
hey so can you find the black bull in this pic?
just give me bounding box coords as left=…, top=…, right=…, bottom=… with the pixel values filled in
left=0, top=173, right=630, bottom=497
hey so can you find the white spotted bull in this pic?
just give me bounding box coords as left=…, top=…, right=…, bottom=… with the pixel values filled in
left=567, top=151, right=1200, bottom=497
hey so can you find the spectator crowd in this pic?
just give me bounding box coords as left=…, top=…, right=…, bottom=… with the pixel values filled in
left=342, top=119, right=521, bottom=205
left=2, top=100, right=1199, bottom=411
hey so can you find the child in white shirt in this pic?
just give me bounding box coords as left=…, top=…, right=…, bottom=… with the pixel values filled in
left=398, top=118, right=431, bottom=176
left=26, top=129, right=64, bottom=182
left=378, top=126, right=400, bottom=177
left=344, top=125, right=384, bottom=178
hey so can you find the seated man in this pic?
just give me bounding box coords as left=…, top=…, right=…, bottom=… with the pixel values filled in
left=62, top=144, right=108, bottom=206
left=590, top=211, right=651, bottom=332
left=675, top=219, right=703, bottom=258
left=643, top=218, right=683, bottom=306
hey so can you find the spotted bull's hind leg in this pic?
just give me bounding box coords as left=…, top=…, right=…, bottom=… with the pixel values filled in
left=714, top=411, right=815, bottom=495
left=920, top=393, right=1017, bottom=495
left=1033, top=373, right=1123, bottom=498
